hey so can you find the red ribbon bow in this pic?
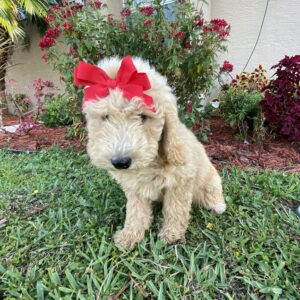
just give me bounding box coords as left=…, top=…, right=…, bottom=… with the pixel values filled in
left=74, top=56, right=155, bottom=112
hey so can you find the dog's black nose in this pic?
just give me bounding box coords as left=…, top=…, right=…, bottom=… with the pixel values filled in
left=111, top=156, right=132, bottom=169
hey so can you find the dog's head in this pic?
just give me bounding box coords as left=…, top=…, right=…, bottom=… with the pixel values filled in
left=83, top=56, right=186, bottom=171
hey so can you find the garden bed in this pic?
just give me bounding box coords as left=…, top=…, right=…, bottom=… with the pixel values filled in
left=0, top=114, right=299, bottom=172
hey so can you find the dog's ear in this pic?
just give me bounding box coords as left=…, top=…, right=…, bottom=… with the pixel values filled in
left=160, top=100, right=186, bottom=166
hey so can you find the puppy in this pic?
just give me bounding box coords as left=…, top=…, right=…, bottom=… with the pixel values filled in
left=76, top=56, right=226, bottom=249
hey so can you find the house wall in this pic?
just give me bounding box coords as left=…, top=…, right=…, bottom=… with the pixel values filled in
left=212, top=0, right=300, bottom=76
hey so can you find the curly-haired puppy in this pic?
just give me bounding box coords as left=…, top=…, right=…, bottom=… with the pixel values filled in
left=81, top=56, right=226, bottom=249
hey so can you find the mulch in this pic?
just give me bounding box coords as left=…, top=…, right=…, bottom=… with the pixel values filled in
left=1, top=114, right=299, bottom=172
left=205, top=117, right=300, bottom=172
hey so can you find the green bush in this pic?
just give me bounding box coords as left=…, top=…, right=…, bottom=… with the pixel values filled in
left=40, top=96, right=75, bottom=127
left=40, top=0, right=230, bottom=137
left=220, top=87, right=265, bottom=141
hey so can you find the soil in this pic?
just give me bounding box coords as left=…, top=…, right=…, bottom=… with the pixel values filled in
left=1, top=114, right=299, bottom=172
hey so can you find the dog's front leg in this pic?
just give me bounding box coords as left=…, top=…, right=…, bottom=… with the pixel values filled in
left=113, top=193, right=152, bottom=250
left=159, top=185, right=193, bottom=244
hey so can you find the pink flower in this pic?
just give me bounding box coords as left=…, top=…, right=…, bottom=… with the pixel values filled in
left=221, top=60, right=234, bottom=72
left=39, top=37, right=55, bottom=50
left=175, top=31, right=185, bottom=40
left=144, top=19, right=154, bottom=26
left=119, top=23, right=127, bottom=30
left=139, top=6, right=155, bottom=16
left=121, top=8, right=131, bottom=18
left=41, top=54, right=49, bottom=62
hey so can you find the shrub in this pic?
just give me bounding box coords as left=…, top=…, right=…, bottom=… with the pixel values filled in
left=40, top=95, right=76, bottom=127
left=260, top=55, right=300, bottom=142
left=220, top=87, right=264, bottom=141
left=219, top=66, right=268, bottom=141
left=41, top=0, right=230, bottom=137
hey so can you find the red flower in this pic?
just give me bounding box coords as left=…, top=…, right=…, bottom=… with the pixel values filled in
left=63, top=22, right=73, bottom=33
left=211, top=18, right=228, bottom=27
left=90, top=0, right=102, bottom=9
left=221, top=60, right=234, bottom=72
left=139, top=6, right=155, bottom=16
left=119, top=23, right=127, bottom=30
left=41, top=54, right=49, bottom=62
left=186, top=101, right=193, bottom=112
left=194, top=18, right=204, bottom=27
left=144, top=19, right=154, bottom=26
left=203, top=19, right=230, bottom=38
left=192, top=123, right=199, bottom=131
left=39, top=37, right=55, bottom=50
left=175, top=31, right=185, bottom=40
left=44, top=28, right=60, bottom=39
left=121, top=8, right=131, bottom=18
left=183, top=41, right=192, bottom=49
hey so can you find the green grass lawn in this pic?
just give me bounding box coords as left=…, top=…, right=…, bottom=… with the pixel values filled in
left=0, top=148, right=299, bottom=299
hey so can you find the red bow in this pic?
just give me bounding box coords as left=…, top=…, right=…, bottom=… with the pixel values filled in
left=74, top=56, right=155, bottom=112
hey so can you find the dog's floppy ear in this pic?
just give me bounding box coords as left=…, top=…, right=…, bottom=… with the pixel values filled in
left=161, top=99, right=186, bottom=166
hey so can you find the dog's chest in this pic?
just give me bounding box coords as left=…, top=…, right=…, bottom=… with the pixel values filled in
left=112, top=168, right=176, bottom=201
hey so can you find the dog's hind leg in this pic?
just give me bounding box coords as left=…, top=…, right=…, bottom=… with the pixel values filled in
left=193, top=168, right=226, bottom=214
left=113, top=193, right=152, bottom=250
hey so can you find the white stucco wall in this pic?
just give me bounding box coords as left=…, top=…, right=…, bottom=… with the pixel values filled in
left=212, top=0, right=300, bottom=77
left=6, top=24, right=64, bottom=101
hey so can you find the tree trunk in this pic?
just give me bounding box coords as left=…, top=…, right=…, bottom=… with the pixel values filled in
left=0, top=28, right=13, bottom=127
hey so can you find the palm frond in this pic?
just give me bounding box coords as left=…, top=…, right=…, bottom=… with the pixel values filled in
left=16, top=0, right=48, bottom=17
left=0, top=0, right=47, bottom=40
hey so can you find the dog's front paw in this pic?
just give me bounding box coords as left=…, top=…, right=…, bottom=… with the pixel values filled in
left=113, top=228, right=144, bottom=250
left=158, top=227, right=185, bottom=244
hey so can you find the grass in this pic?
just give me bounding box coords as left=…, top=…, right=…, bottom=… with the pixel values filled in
left=0, top=148, right=299, bottom=299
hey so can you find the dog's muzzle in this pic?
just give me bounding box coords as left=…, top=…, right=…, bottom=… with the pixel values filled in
left=111, top=156, right=132, bottom=169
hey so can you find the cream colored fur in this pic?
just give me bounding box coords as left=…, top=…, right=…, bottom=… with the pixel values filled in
left=83, top=56, right=226, bottom=249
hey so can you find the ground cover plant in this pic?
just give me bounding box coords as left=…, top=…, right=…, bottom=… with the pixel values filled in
left=0, top=148, right=299, bottom=299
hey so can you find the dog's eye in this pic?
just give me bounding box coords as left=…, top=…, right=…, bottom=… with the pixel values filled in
left=140, top=114, right=148, bottom=124
left=101, top=115, right=109, bottom=121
